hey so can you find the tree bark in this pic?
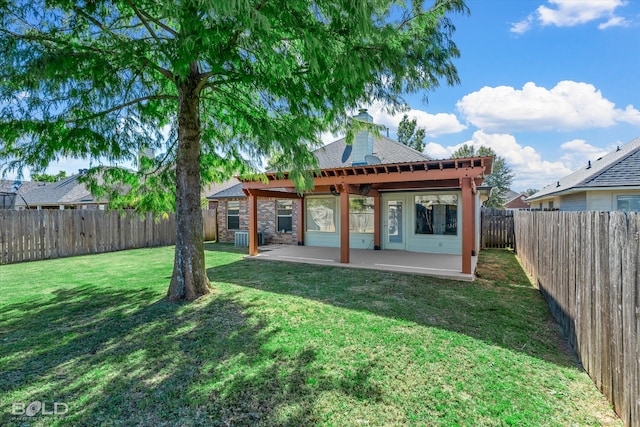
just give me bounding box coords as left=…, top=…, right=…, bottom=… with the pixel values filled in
left=167, top=66, right=212, bottom=300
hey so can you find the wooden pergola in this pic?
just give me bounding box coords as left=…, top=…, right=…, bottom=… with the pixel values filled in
left=241, top=156, right=493, bottom=274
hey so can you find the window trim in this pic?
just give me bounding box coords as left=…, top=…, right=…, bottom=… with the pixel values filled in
left=616, top=195, right=640, bottom=212
left=226, top=200, right=240, bottom=230
left=413, top=193, right=459, bottom=236
left=276, top=200, right=293, bottom=233
left=349, top=195, right=375, bottom=233
left=305, top=196, right=337, bottom=233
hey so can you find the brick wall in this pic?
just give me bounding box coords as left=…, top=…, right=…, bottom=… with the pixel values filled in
left=216, top=197, right=299, bottom=245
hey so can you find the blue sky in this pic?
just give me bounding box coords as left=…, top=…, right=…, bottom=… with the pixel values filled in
left=365, top=0, right=640, bottom=191
left=12, top=0, right=640, bottom=192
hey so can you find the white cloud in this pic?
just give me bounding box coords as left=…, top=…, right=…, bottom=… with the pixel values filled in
left=538, top=0, right=626, bottom=27
left=512, top=0, right=629, bottom=33
left=598, top=15, right=630, bottom=29
left=366, top=105, right=467, bottom=137
left=457, top=81, right=640, bottom=132
left=424, top=130, right=573, bottom=190
left=423, top=142, right=452, bottom=159
left=511, top=15, right=535, bottom=34
left=559, top=139, right=612, bottom=167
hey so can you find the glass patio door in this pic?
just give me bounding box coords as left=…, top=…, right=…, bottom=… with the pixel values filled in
left=384, top=198, right=406, bottom=250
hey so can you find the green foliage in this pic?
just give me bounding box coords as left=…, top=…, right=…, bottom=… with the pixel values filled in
left=524, top=188, right=538, bottom=196
left=31, top=170, right=67, bottom=182
left=452, top=144, right=515, bottom=208
left=0, top=0, right=468, bottom=211
left=397, top=114, right=426, bottom=152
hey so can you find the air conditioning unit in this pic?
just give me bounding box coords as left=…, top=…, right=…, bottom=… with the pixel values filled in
left=234, top=231, right=264, bottom=246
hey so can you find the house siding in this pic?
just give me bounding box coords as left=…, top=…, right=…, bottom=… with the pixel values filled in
left=559, top=192, right=586, bottom=211
left=586, top=189, right=640, bottom=211
left=531, top=189, right=640, bottom=211
left=217, top=198, right=299, bottom=245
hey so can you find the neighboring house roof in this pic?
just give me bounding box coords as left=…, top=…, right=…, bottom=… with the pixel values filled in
left=503, top=189, right=520, bottom=201
left=0, top=179, right=43, bottom=195
left=528, top=137, right=640, bottom=202
left=205, top=178, right=245, bottom=200
left=207, top=182, right=245, bottom=199
left=314, top=135, right=430, bottom=169
left=504, top=193, right=530, bottom=209
left=0, top=179, right=44, bottom=209
left=16, top=173, right=104, bottom=207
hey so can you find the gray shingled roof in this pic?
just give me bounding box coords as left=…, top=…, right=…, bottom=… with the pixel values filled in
left=528, top=137, right=640, bottom=202
left=504, top=189, right=520, bottom=202
left=16, top=174, right=103, bottom=207
left=0, top=179, right=43, bottom=195
left=208, top=135, right=431, bottom=200
left=314, top=135, right=430, bottom=169
left=207, top=182, right=245, bottom=199
left=0, top=179, right=44, bottom=209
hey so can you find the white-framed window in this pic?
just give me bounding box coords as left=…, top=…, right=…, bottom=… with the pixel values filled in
left=617, top=195, right=640, bottom=212
left=306, top=197, right=336, bottom=232
left=227, top=200, right=240, bottom=230
left=414, top=194, right=458, bottom=235
left=276, top=200, right=293, bottom=232
left=349, top=196, right=374, bottom=233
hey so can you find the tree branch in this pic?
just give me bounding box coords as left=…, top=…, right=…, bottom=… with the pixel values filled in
left=124, top=0, right=159, bottom=41
left=138, top=9, right=178, bottom=37
left=66, top=95, right=177, bottom=123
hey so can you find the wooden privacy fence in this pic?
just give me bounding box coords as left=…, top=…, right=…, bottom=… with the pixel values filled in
left=203, top=208, right=218, bottom=241
left=481, top=208, right=515, bottom=249
left=515, top=211, right=639, bottom=427
left=0, top=209, right=181, bottom=264
left=0, top=208, right=219, bottom=264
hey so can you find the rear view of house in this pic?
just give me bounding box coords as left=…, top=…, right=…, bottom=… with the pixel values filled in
left=209, top=110, right=493, bottom=275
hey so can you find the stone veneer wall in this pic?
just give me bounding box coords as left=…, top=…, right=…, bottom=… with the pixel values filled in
left=216, top=198, right=299, bottom=245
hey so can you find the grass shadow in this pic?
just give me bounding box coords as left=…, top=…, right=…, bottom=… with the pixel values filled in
left=206, top=247, right=576, bottom=369
left=1, top=280, right=383, bottom=426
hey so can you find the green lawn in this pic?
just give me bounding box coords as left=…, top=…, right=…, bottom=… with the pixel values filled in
left=0, top=244, right=619, bottom=426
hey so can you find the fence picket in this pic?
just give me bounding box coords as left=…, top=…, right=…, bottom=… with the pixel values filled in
left=515, top=211, right=639, bottom=427
left=0, top=209, right=193, bottom=264
left=481, top=208, right=515, bottom=249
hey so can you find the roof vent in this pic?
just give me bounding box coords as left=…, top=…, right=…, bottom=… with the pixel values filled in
left=364, top=154, right=381, bottom=165
left=597, top=157, right=602, bottom=161
left=556, top=181, right=561, bottom=188
left=586, top=160, right=591, bottom=169
left=616, top=146, right=621, bottom=151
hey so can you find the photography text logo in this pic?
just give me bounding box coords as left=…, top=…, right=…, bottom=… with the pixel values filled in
left=11, top=401, right=69, bottom=417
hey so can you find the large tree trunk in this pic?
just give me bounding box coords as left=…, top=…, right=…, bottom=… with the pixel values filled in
left=167, top=68, right=212, bottom=300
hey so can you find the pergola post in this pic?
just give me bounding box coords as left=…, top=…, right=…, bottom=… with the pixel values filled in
left=248, top=192, right=258, bottom=256
left=373, top=193, right=381, bottom=250
left=296, top=197, right=304, bottom=245
left=461, top=177, right=474, bottom=274
left=340, top=185, right=350, bottom=263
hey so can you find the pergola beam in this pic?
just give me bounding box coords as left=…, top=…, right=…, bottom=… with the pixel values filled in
left=243, top=166, right=488, bottom=190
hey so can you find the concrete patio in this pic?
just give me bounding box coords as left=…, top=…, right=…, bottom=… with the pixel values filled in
left=246, top=244, right=477, bottom=281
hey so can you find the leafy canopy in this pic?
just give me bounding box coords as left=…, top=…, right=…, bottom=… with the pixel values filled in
left=397, top=114, right=426, bottom=152
left=452, top=144, right=515, bottom=208
left=31, top=170, right=68, bottom=182
left=0, top=0, right=467, bottom=212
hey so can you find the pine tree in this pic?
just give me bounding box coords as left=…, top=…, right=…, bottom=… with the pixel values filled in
left=1, top=0, right=468, bottom=300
